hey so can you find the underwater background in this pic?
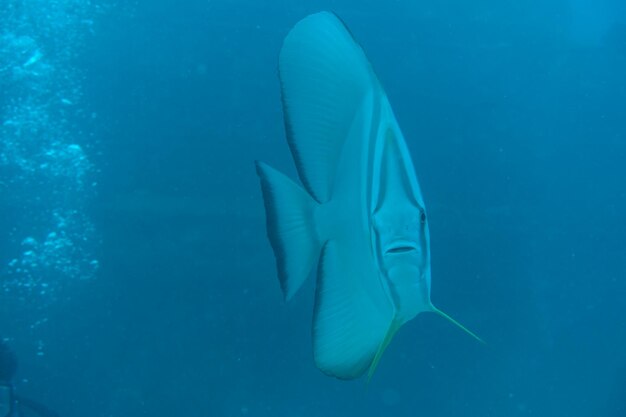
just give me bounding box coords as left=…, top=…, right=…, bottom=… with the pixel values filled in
left=1, top=0, right=625, bottom=416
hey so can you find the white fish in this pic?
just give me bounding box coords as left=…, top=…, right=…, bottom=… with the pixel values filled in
left=256, top=11, right=482, bottom=380
left=23, top=49, right=42, bottom=67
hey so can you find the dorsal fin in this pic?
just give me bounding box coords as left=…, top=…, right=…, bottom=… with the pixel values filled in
left=279, top=12, right=378, bottom=203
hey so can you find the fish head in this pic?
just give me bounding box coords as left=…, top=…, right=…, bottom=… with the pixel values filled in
left=373, top=201, right=432, bottom=322
left=370, top=122, right=434, bottom=323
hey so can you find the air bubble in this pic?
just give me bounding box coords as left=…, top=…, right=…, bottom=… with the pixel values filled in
left=1, top=0, right=102, bottom=340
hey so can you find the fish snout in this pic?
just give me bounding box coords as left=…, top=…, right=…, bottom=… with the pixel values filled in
left=385, top=240, right=419, bottom=255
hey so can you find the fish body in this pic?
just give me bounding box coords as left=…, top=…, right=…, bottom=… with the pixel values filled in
left=256, top=11, right=480, bottom=380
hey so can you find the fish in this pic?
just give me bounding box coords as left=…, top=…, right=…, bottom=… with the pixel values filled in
left=255, top=11, right=482, bottom=380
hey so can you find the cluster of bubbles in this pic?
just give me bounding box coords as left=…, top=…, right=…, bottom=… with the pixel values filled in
left=3, top=210, right=99, bottom=299
left=1, top=1, right=102, bottom=324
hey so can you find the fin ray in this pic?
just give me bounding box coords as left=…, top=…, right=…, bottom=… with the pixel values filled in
left=433, top=307, right=485, bottom=344
left=367, top=320, right=402, bottom=382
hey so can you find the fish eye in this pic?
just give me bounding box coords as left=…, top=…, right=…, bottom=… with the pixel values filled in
left=420, top=211, right=426, bottom=224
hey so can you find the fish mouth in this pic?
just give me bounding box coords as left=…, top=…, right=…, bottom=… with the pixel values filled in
left=385, top=241, right=418, bottom=254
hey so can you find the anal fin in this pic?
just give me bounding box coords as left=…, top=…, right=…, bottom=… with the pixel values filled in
left=313, top=240, right=393, bottom=379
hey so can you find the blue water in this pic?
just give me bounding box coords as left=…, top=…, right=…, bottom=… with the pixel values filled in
left=1, top=1, right=625, bottom=416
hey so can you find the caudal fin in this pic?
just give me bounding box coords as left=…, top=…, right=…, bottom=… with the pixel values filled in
left=255, top=161, right=321, bottom=300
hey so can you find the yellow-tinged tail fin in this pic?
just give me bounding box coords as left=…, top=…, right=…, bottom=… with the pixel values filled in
left=433, top=307, right=485, bottom=344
